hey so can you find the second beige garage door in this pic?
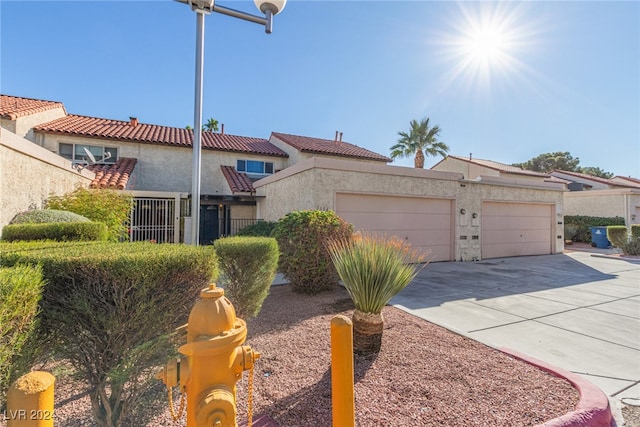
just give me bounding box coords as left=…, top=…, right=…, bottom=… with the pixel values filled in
left=481, top=202, right=553, bottom=259
left=335, top=193, right=453, bottom=262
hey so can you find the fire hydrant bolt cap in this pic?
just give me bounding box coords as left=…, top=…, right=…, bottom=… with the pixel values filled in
left=201, top=283, right=225, bottom=299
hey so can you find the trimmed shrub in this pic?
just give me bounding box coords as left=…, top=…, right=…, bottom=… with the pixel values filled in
left=1, top=222, right=108, bottom=242
left=564, top=223, right=579, bottom=241
left=0, top=242, right=218, bottom=427
left=236, top=220, right=278, bottom=237
left=0, top=264, right=44, bottom=409
left=607, top=226, right=628, bottom=248
left=622, top=237, right=640, bottom=256
left=272, top=210, right=353, bottom=294
left=46, top=188, right=133, bottom=242
left=632, top=225, right=640, bottom=240
left=214, top=236, right=279, bottom=319
left=9, top=209, right=90, bottom=224
left=563, top=215, right=625, bottom=243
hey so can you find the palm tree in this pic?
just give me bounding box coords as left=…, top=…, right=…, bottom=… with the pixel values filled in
left=203, top=117, right=219, bottom=133
left=390, top=117, right=449, bottom=168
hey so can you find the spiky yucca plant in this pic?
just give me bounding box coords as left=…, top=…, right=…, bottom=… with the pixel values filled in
left=328, top=234, right=428, bottom=354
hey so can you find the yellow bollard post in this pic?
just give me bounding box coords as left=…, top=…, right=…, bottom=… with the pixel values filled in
left=6, top=371, right=55, bottom=427
left=331, top=315, right=355, bottom=427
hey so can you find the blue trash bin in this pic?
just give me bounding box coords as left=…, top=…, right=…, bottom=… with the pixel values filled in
left=590, top=227, right=611, bottom=248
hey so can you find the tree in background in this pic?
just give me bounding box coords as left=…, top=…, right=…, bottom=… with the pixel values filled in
left=390, top=117, right=449, bottom=168
left=203, top=117, right=219, bottom=133
left=513, top=151, right=614, bottom=178
left=576, top=166, right=613, bottom=179
left=513, top=151, right=580, bottom=173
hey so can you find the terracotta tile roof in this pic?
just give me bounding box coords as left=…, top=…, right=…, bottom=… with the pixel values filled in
left=553, top=170, right=640, bottom=189
left=87, top=157, right=137, bottom=190
left=34, top=115, right=289, bottom=157
left=0, top=94, right=66, bottom=120
left=271, top=132, right=391, bottom=162
left=611, top=175, right=640, bottom=188
left=221, top=165, right=255, bottom=193
left=445, top=155, right=550, bottom=178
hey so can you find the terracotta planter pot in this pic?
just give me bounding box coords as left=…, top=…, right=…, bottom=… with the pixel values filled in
left=352, top=310, right=384, bottom=355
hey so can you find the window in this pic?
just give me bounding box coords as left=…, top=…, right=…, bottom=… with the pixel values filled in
left=236, top=160, right=274, bottom=176
left=59, top=143, right=117, bottom=164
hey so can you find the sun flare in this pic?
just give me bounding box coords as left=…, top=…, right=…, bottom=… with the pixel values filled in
left=432, top=2, right=537, bottom=95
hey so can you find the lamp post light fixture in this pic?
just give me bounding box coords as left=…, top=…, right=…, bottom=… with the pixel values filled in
left=176, top=0, right=286, bottom=245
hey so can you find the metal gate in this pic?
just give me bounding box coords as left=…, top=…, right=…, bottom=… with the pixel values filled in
left=130, top=197, right=177, bottom=243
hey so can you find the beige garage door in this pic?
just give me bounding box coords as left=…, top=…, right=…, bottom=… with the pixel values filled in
left=481, top=202, right=553, bottom=259
left=335, top=193, right=453, bottom=262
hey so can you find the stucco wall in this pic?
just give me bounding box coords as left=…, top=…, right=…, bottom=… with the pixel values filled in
left=564, top=189, right=640, bottom=225
left=3, top=107, right=67, bottom=141
left=37, top=133, right=287, bottom=194
left=256, top=157, right=565, bottom=260
left=0, top=129, right=93, bottom=230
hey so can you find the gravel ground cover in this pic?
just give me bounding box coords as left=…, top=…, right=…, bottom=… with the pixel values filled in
left=14, top=284, right=580, bottom=427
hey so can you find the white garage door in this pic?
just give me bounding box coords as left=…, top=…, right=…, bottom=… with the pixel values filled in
left=481, top=202, right=553, bottom=259
left=335, top=193, right=453, bottom=262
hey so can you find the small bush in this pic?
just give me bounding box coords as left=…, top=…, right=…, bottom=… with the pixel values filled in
left=622, top=237, right=640, bottom=256
left=1, top=222, right=108, bottom=242
left=236, top=220, right=278, bottom=237
left=328, top=234, right=428, bottom=314
left=214, top=236, right=279, bottom=319
left=564, top=215, right=625, bottom=242
left=0, top=241, right=218, bottom=427
left=631, top=225, right=640, bottom=240
left=46, top=188, right=133, bottom=242
left=0, top=264, right=44, bottom=409
left=272, top=210, right=353, bottom=294
left=564, top=223, right=579, bottom=241
left=9, top=209, right=90, bottom=224
left=607, top=226, right=628, bottom=248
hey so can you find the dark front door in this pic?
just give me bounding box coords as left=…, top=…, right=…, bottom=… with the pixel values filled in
left=200, top=205, right=219, bottom=245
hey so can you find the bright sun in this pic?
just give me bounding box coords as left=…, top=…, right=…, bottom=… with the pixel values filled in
left=465, top=27, right=507, bottom=62
left=433, top=2, right=534, bottom=94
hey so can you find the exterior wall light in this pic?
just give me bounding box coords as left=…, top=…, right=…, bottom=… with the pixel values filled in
left=460, top=209, right=466, bottom=215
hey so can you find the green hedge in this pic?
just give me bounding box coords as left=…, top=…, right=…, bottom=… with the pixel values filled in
left=0, top=241, right=218, bottom=426
left=632, top=225, right=640, bottom=240
left=1, top=222, right=108, bottom=242
left=214, top=236, right=279, bottom=319
left=9, top=209, right=90, bottom=224
left=0, top=264, right=44, bottom=409
left=236, top=220, right=278, bottom=237
left=272, top=210, right=353, bottom=294
left=564, top=215, right=625, bottom=243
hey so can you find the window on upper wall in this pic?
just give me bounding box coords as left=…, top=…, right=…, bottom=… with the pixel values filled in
left=236, top=160, right=274, bottom=176
left=59, top=143, right=117, bottom=164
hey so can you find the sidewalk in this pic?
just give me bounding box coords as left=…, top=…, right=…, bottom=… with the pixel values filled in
left=392, top=251, right=640, bottom=426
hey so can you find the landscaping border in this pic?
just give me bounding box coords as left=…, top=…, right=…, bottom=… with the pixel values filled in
left=500, top=348, right=614, bottom=427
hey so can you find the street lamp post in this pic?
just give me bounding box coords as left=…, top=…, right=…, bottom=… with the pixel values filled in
left=176, top=0, right=287, bottom=245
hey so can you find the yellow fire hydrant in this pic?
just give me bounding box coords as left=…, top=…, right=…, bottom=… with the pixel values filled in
left=156, top=283, right=260, bottom=427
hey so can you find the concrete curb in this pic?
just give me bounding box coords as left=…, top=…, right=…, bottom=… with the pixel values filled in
left=500, top=348, right=614, bottom=427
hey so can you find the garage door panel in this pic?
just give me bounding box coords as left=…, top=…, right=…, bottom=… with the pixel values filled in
left=482, top=230, right=552, bottom=245
left=483, top=203, right=550, bottom=217
left=336, top=193, right=453, bottom=261
left=340, top=195, right=452, bottom=214
left=340, top=212, right=451, bottom=231
left=482, top=202, right=552, bottom=259
left=482, top=216, right=552, bottom=230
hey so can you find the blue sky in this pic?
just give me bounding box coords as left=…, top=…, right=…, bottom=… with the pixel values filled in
left=2, top=0, right=639, bottom=177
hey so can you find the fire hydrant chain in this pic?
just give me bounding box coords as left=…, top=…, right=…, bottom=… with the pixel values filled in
left=167, top=385, right=186, bottom=422
left=247, top=365, right=255, bottom=427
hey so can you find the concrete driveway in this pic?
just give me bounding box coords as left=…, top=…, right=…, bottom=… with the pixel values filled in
left=391, top=250, right=640, bottom=424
